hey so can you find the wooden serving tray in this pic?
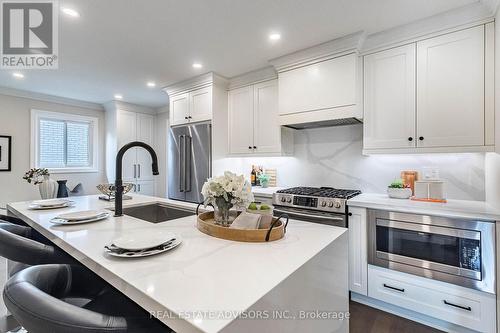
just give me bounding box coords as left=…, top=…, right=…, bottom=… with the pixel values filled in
left=196, top=211, right=288, bottom=242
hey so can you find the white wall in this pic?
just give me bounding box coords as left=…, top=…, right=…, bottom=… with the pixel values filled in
left=215, top=124, right=486, bottom=200
left=0, top=93, right=106, bottom=207
left=155, top=107, right=169, bottom=197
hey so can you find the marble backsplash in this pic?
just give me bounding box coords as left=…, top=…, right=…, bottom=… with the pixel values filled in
left=213, top=124, right=486, bottom=201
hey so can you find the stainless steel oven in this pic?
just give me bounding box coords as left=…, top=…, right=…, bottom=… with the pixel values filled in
left=368, top=209, right=496, bottom=294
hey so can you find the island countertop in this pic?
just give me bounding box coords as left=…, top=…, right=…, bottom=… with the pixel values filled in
left=7, top=194, right=348, bottom=333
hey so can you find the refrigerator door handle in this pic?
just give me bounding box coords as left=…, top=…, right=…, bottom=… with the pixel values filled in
left=185, top=135, right=192, bottom=192
left=133, top=164, right=137, bottom=179
left=179, top=135, right=185, bottom=192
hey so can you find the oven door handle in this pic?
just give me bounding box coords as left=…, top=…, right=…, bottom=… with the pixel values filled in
left=376, top=219, right=480, bottom=240
left=273, top=208, right=345, bottom=222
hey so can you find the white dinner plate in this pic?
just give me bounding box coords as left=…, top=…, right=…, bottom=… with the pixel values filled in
left=31, top=199, right=72, bottom=207
left=112, top=231, right=177, bottom=251
left=50, top=212, right=110, bottom=225
left=57, top=210, right=108, bottom=221
left=29, top=201, right=75, bottom=210
left=104, top=237, right=182, bottom=258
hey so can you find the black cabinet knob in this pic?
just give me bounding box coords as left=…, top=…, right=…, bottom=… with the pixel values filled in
left=184, top=116, right=188, bottom=120
left=188, top=116, right=192, bottom=119
left=253, top=146, right=257, bottom=149
left=408, top=137, right=413, bottom=141
left=419, top=136, right=424, bottom=141
left=248, top=146, right=252, bottom=149
left=348, top=212, right=352, bottom=216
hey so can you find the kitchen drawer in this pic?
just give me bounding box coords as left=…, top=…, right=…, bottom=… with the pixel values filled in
left=368, top=265, right=496, bottom=333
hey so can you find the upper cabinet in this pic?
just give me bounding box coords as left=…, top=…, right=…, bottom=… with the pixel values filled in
left=363, top=24, right=494, bottom=154
left=163, top=73, right=226, bottom=127
left=228, top=79, right=293, bottom=156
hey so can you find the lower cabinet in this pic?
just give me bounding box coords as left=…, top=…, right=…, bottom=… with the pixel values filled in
left=348, top=207, right=368, bottom=295
left=368, top=265, right=496, bottom=333
left=133, top=180, right=155, bottom=196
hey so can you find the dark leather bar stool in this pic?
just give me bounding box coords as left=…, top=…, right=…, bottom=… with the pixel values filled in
left=0, top=214, right=76, bottom=275
left=3, top=264, right=171, bottom=333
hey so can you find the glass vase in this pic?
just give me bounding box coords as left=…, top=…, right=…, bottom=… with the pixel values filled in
left=213, top=197, right=235, bottom=227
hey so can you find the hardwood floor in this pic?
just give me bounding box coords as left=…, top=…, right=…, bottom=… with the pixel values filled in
left=350, top=300, right=442, bottom=333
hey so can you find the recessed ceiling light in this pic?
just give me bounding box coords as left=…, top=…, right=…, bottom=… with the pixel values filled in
left=62, top=7, right=80, bottom=17
left=147, top=81, right=156, bottom=88
left=114, top=94, right=123, bottom=100
left=269, top=33, right=281, bottom=41
left=12, top=72, right=24, bottom=79
left=192, top=63, right=203, bottom=69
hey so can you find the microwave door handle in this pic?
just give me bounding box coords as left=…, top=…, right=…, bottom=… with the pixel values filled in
left=376, top=219, right=480, bottom=240
left=273, top=208, right=345, bottom=222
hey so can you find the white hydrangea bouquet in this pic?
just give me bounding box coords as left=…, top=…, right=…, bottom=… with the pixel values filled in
left=201, top=171, right=254, bottom=226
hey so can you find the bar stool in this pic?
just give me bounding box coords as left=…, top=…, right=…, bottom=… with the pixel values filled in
left=3, top=264, right=171, bottom=333
left=0, top=215, right=74, bottom=275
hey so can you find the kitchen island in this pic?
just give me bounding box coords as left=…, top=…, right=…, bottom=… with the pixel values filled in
left=7, top=194, right=349, bottom=333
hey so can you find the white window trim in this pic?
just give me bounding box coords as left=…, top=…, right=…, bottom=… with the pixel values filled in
left=30, top=109, right=99, bottom=173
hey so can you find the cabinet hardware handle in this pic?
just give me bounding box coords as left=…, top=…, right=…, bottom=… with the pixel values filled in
left=408, top=137, right=413, bottom=141
left=138, top=164, right=141, bottom=178
left=348, top=212, right=352, bottom=216
left=443, top=300, right=471, bottom=311
left=184, top=116, right=188, bottom=120
left=253, top=146, right=257, bottom=149
left=138, top=184, right=141, bottom=192
left=248, top=146, right=252, bottom=149
left=383, top=284, right=405, bottom=293
left=188, top=116, right=192, bottom=119
left=133, top=164, right=137, bottom=179
left=419, top=136, right=424, bottom=141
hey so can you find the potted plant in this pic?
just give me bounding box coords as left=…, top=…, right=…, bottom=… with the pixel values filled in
left=257, top=173, right=270, bottom=188
left=387, top=179, right=412, bottom=199
left=201, top=171, right=254, bottom=226
left=23, top=168, right=57, bottom=199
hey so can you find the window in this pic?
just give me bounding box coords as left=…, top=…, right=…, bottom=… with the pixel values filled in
left=31, top=110, right=98, bottom=173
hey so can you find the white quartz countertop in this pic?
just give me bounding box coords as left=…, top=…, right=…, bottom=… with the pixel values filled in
left=348, top=193, right=500, bottom=221
left=7, top=194, right=346, bottom=333
left=251, top=186, right=283, bottom=198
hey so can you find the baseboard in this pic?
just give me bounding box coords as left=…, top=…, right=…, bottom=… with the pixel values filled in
left=350, top=293, right=476, bottom=333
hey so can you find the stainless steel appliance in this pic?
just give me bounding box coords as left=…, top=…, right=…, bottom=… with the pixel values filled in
left=368, top=209, right=496, bottom=294
left=168, top=122, right=211, bottom=203
left=272, top=187, right=361, bottom=227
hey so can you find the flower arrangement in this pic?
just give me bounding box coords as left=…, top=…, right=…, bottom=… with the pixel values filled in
left=23, top=168, right=50, bottom=185
left=201, top=171, right=254, bottom=226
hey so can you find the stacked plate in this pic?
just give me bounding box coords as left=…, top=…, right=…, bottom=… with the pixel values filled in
left=29, top=199, right=75, bottom=210
left=50, top=210, right=110, bottom=225
left=104, top=231, right=182, bottom=258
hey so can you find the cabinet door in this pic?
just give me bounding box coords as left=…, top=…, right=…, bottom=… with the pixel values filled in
left=117, top=110, right=137, bottom=182
left=364, top=44, right=416, bottom=149
left=170, top=93, right=189, bottom=126
left=253, top=80, right=281, bottom=153
left=136, top=113, right=155, bottom=181
left=136, top=180, right=155, bottom=196
left=228, top=86, right=254, bottom=154
left=417, top=26, right=484, bottom=147
left=278, top=53, right=356, bottom=115
left=348, top=207, right=367, bottom=295
left=189, top=86, right=212, bottom=123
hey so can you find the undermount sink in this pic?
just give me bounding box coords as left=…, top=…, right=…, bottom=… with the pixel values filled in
left=119, top=203, right=195, bottom=223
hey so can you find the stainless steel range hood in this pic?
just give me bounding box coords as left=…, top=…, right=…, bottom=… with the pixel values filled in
left=283, top=117, right=362, bottom=130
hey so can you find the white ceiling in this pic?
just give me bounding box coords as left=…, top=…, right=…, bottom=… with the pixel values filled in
left=0, top=0, right=480, bottom=108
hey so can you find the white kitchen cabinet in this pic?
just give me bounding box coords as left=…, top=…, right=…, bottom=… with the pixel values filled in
left=135, top=180, right=155, bottom=196
left=169, top=93, right=189, bottom=126
left=189, top=86, right=213, bottom=123
left=117, top=110, right=138, bottom=182
left=348, top=207, right=367, bottom=295
left=364, top=44, right=416, bottom=149
left=136, top=113, right=155, bottom=181
left=228, top=80, right=293, bottom=155
left=362, top=24, right=494, bottom=154
left=417, top=25, right=484, bottom=148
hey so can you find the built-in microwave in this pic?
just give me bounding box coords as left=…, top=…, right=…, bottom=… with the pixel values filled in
left=368, top=209, right=496, bottom=294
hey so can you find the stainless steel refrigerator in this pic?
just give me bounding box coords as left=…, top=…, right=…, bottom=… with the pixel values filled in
left=168, top=122, right=211, bottom=203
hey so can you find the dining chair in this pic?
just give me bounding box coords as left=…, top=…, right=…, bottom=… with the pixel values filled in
left=0, top=214, right=75, bottom=276
left=3, top=264, right=172, bottom=333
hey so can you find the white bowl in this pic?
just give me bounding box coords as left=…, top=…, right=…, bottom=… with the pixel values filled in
left=387, top=187, right=412, bottom=199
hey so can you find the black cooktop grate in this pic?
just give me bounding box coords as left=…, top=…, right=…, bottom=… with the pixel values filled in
left=277, top=187, right=361, bottom=199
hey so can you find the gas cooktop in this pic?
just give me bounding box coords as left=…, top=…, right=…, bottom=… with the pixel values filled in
left=273, top=187, right=361, bottom=213
left=276, top=187, right=361, bottom=199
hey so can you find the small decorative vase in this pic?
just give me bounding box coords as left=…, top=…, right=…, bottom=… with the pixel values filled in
left=213, top=197, right=236, bottom=227
left=38, top=175, right=57, bottom=199
left=57, top=180, right=69, bottom=198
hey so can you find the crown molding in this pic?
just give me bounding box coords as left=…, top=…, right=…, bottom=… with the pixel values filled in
left=0, top=86, right=103, bottom=111
left=269, top=31, right=365, bottom=72
left=162, top=72, right=228, bottom=97
left=103, top=100, right=157, bottom=115
left=227, top=66, right=277, bottom=90
left=362, top=2, right=494, bottom=53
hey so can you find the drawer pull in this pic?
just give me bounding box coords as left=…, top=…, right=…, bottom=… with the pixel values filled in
left=443, top=300, right=472, bottom=311
left=383, top=283, right=405, bottom=293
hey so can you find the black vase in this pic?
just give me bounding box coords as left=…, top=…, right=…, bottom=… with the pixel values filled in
left=56, top=180, right=69, bottom=198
